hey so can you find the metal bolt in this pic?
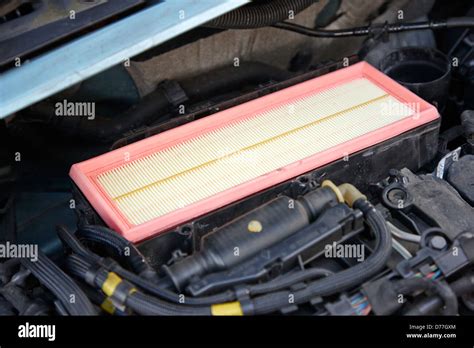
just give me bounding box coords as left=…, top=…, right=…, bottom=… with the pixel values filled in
left=430, top=235, right=447, bottom=250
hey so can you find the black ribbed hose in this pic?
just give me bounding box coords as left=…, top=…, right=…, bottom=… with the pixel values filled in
left=21, top=252, right=96, bottom=315
left=57, top=225, right=101, bottom=263
left=65, top=254, right=92, bottom=279
left=76, top=225, right=158, bottom=280
left=206, top=0, right=317, bottom=29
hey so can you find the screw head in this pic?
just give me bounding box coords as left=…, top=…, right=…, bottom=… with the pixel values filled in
left=430, top=235, right=447, bottom=250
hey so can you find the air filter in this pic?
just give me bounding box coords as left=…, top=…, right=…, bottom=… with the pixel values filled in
left=70, top=62, right=438, bottom=242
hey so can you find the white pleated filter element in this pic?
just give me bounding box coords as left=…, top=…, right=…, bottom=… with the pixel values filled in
left=97, top=77, right=415, bottom=226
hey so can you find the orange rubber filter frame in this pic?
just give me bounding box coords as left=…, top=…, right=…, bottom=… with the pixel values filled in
left=70, top=62, right=439, bottom=243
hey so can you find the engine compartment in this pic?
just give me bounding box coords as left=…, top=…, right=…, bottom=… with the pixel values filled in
left=0, top=0, right=474, bottom=319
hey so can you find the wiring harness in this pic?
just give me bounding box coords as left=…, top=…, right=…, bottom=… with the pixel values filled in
left=58, top=183, right=401, bottom=316
left=2, top=180, right=470, bottom=316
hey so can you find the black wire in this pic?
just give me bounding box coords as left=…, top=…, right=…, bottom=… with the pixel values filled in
left=272, top=21, right=370, bottom=37
left=272, top=17, right=474, bottom=38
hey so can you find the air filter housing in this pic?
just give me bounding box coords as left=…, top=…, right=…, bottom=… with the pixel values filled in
left=70, top=62, right=439, bottom=242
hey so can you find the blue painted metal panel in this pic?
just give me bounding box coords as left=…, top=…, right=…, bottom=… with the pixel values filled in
left=0, top=0, right=248, bottom=118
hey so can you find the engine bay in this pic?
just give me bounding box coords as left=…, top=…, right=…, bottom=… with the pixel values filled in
left=1, top=0, right=474, bottom=325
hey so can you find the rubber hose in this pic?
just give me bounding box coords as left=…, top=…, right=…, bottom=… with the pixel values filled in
left=206, top=0, right=317, bottom=29
left=250, top=200, right=392, bottom=314
left=403, top=273, right=474, bottom=315
left=394, top=277, right=458, bottom=316
left=450, top=273, right=474, bottom=295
